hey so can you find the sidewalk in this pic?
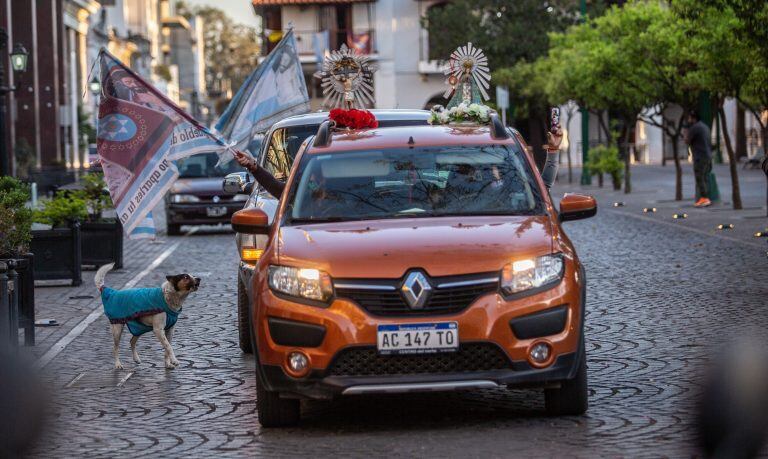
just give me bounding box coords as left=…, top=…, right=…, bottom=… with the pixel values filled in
left=552, top=163, right=768, bottom=248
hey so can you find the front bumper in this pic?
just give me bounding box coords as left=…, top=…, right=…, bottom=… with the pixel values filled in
left=166, top=201, right=244, bottom=225
left=260, top=351, right=578, bottom=399
left=249, top=261, right=585, bottom=399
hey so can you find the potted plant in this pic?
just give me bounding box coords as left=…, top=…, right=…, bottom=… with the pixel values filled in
left=75, top=173, right=124, bottom=269
left=31, top=193, right=85, bottom=286
left=0, top=177, right=36, bottom=345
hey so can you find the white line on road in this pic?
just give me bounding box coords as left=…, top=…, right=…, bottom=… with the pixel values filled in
left=64, top=372, right=86, bottom=388
left=34, top=230, right=196, bottom=370
left=116, top=371, right=134, bottom=387
left=611, top=209, right=766, bottom=249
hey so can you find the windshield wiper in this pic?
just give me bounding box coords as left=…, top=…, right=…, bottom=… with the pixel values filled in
left=289, top=217, right=356, bottom=224
left=425, top=210, right=542, bottom=217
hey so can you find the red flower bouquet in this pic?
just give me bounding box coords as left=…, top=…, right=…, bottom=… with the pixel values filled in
left=329, top=108, right=378, bottom=129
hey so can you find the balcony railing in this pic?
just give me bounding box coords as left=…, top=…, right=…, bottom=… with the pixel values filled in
left=266, top=29, right=375, bottom=58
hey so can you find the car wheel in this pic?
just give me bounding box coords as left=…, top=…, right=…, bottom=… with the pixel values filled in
left=544, top=343, right=588, bottom=416
left=256, top=375, right=300, bottom=427
left=167, top=223, right=181, bottom=236
left=238, top=278, right=253, bottom=354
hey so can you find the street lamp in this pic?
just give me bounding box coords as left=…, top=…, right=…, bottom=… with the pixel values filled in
left=88, top=76, right=101, bottom=95
left=10, top=43, right=28, bottom=72
left=1, top=28, right=30, bottom=176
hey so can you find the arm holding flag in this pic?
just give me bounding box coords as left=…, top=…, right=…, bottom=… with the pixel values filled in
left=232, top=150, right=286, bottom=198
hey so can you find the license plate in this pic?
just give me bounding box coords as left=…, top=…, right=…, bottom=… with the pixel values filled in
left=206, top=206, right=227, bottom=217
left=377, top=322, right=458, bottom=355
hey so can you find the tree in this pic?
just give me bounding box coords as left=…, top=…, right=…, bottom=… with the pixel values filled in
left=176, top=1, right=260, bottom=114
left=542, top=4, right=662, bottom=193
left=674, top=2, right=755, bottom=209
left=422, top=0, right=607, bottom=70
left=424, top=0, right=609, bottom=163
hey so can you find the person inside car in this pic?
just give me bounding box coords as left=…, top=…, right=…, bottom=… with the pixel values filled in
left=232, top=117, right=563, bottom=202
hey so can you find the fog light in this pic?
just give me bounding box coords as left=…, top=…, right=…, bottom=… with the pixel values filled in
left=287, top=351, right=309, bottom=373
left=529, top=342, right=551, bottom=364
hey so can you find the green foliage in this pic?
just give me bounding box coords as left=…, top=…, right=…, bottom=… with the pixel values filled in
left=154, top=64, right=173, bottom=83
left=176, top=1, right=260, bottom=109
left=71, top=173, right=114, bottom=222
left=78, top=104, right=96, bottom=148
left=585, top=144, right=623, bottom=188
left=14, top=137, right=35, bottom=179
left=0, top=177, right=33, bottom=258
left=34, top=194, right=88, bottom=228
left=421, top=0, right=607, bottom=70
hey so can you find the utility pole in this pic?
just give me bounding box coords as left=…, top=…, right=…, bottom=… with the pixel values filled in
left=579, top=0, right=591, bottom=185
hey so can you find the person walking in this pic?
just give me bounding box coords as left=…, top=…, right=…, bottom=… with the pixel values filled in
left=684, top=110, right=713, bottom=208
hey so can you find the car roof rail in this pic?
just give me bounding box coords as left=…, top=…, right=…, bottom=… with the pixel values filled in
left=313, top=119, right=334, bottom=148
left=489, top=112, right=510, bottom=140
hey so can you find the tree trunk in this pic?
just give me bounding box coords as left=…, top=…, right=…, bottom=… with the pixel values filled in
left=623, top=125, right=632, bottom=194
left=598, top=173, right=604, bottom=187
left=671, top=138, right=682, bottom=201
left=718, top=105, right=742, bottom=210
left=735, top=103, right=747, bottom=159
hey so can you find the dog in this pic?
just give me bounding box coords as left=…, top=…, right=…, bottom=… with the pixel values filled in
left=94, top=263, right=200, bottom=369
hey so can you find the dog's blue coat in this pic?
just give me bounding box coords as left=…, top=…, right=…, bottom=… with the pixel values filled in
left=101, top=287, right=180, bottom=336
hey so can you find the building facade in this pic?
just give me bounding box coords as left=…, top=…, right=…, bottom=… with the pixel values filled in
left=252, top=0, right=448, bottom=111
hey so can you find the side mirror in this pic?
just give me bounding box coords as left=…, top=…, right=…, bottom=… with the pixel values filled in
left=231, top=208, right=270, bottom=234
left=559, top=193, right=597, bottom=222
left=223, top=172, right=253, bottom=195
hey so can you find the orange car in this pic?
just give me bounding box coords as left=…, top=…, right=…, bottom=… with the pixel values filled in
left=228, top=116, right=596, bottom=427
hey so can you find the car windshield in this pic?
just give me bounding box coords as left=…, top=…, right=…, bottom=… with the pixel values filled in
left=285, top=144, right=544, bottom=224
left=177, top=153, right=244, bottom=178
left=261, top=119, right=428, bottom=182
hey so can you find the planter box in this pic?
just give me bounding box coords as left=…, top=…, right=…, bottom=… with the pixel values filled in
left=30, top=222, right=82, bottom=286
left=13, top=254, right=35, bottom=346
left=0, top=260, right=19, bottom=349
left=81, top=221, right=124, bottom=269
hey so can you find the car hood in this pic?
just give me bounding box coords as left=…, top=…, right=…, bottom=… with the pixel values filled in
left=170, top=177, right=230, bottom=198
left=277, top=216, right=553, bottom=278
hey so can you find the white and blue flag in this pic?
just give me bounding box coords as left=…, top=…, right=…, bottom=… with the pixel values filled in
left=215, top=29, right=310, bottom=154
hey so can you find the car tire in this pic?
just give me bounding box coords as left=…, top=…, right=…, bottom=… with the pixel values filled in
left=544, top=344, right=588, bottom=416
left=238, top=278, right=253, bottom=354
left=167, top=223, right=181, bottom=236
left=256, top=374, right=300, bottom=427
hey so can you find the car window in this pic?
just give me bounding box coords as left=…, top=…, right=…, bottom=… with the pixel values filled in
left=284, top=144, right=544, bottom=224
left=176, top=152, right=244, bottom=178
left=262, top=125, right=319, bottom=181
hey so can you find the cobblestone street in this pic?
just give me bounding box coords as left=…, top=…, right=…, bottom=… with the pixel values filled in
left=29, top=169, right=768, bottom=458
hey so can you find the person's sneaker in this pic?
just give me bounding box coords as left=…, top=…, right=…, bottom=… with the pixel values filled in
left=694, top=197, right=712, bottom=208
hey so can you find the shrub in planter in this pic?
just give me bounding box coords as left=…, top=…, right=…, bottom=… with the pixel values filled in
left=73, top=173, right=124, bottom=268
left=31, top=195, right=84, bottom=286
left=586, top=145, right=624, bottom=191
left=0, top=177, right=35, bottom=345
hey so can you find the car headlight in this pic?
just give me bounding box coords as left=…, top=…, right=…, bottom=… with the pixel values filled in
left=170, top=194, right=200, bottom=203
left=501, top=254, right=564, bottom=295
left=268, top=265, right=333, bottom=303
left=232, top=194, right=249, bottom=202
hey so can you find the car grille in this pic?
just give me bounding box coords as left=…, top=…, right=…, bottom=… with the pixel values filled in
left=328, top=343, right=512, bottom=376
left=335, top=277, right=498, bottom=317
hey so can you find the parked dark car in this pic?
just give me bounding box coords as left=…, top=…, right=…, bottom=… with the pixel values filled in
left=165, top=152, right=249, bottom=235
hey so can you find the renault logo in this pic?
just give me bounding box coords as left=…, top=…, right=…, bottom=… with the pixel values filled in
left=401, top=271, right=432, bottom=309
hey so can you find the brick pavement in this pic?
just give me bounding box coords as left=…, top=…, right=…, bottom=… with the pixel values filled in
left=26, top=186, right=768, bottom=457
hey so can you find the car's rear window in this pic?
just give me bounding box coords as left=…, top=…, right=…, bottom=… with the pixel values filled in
left=284, top=144, right=544, bottom=225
